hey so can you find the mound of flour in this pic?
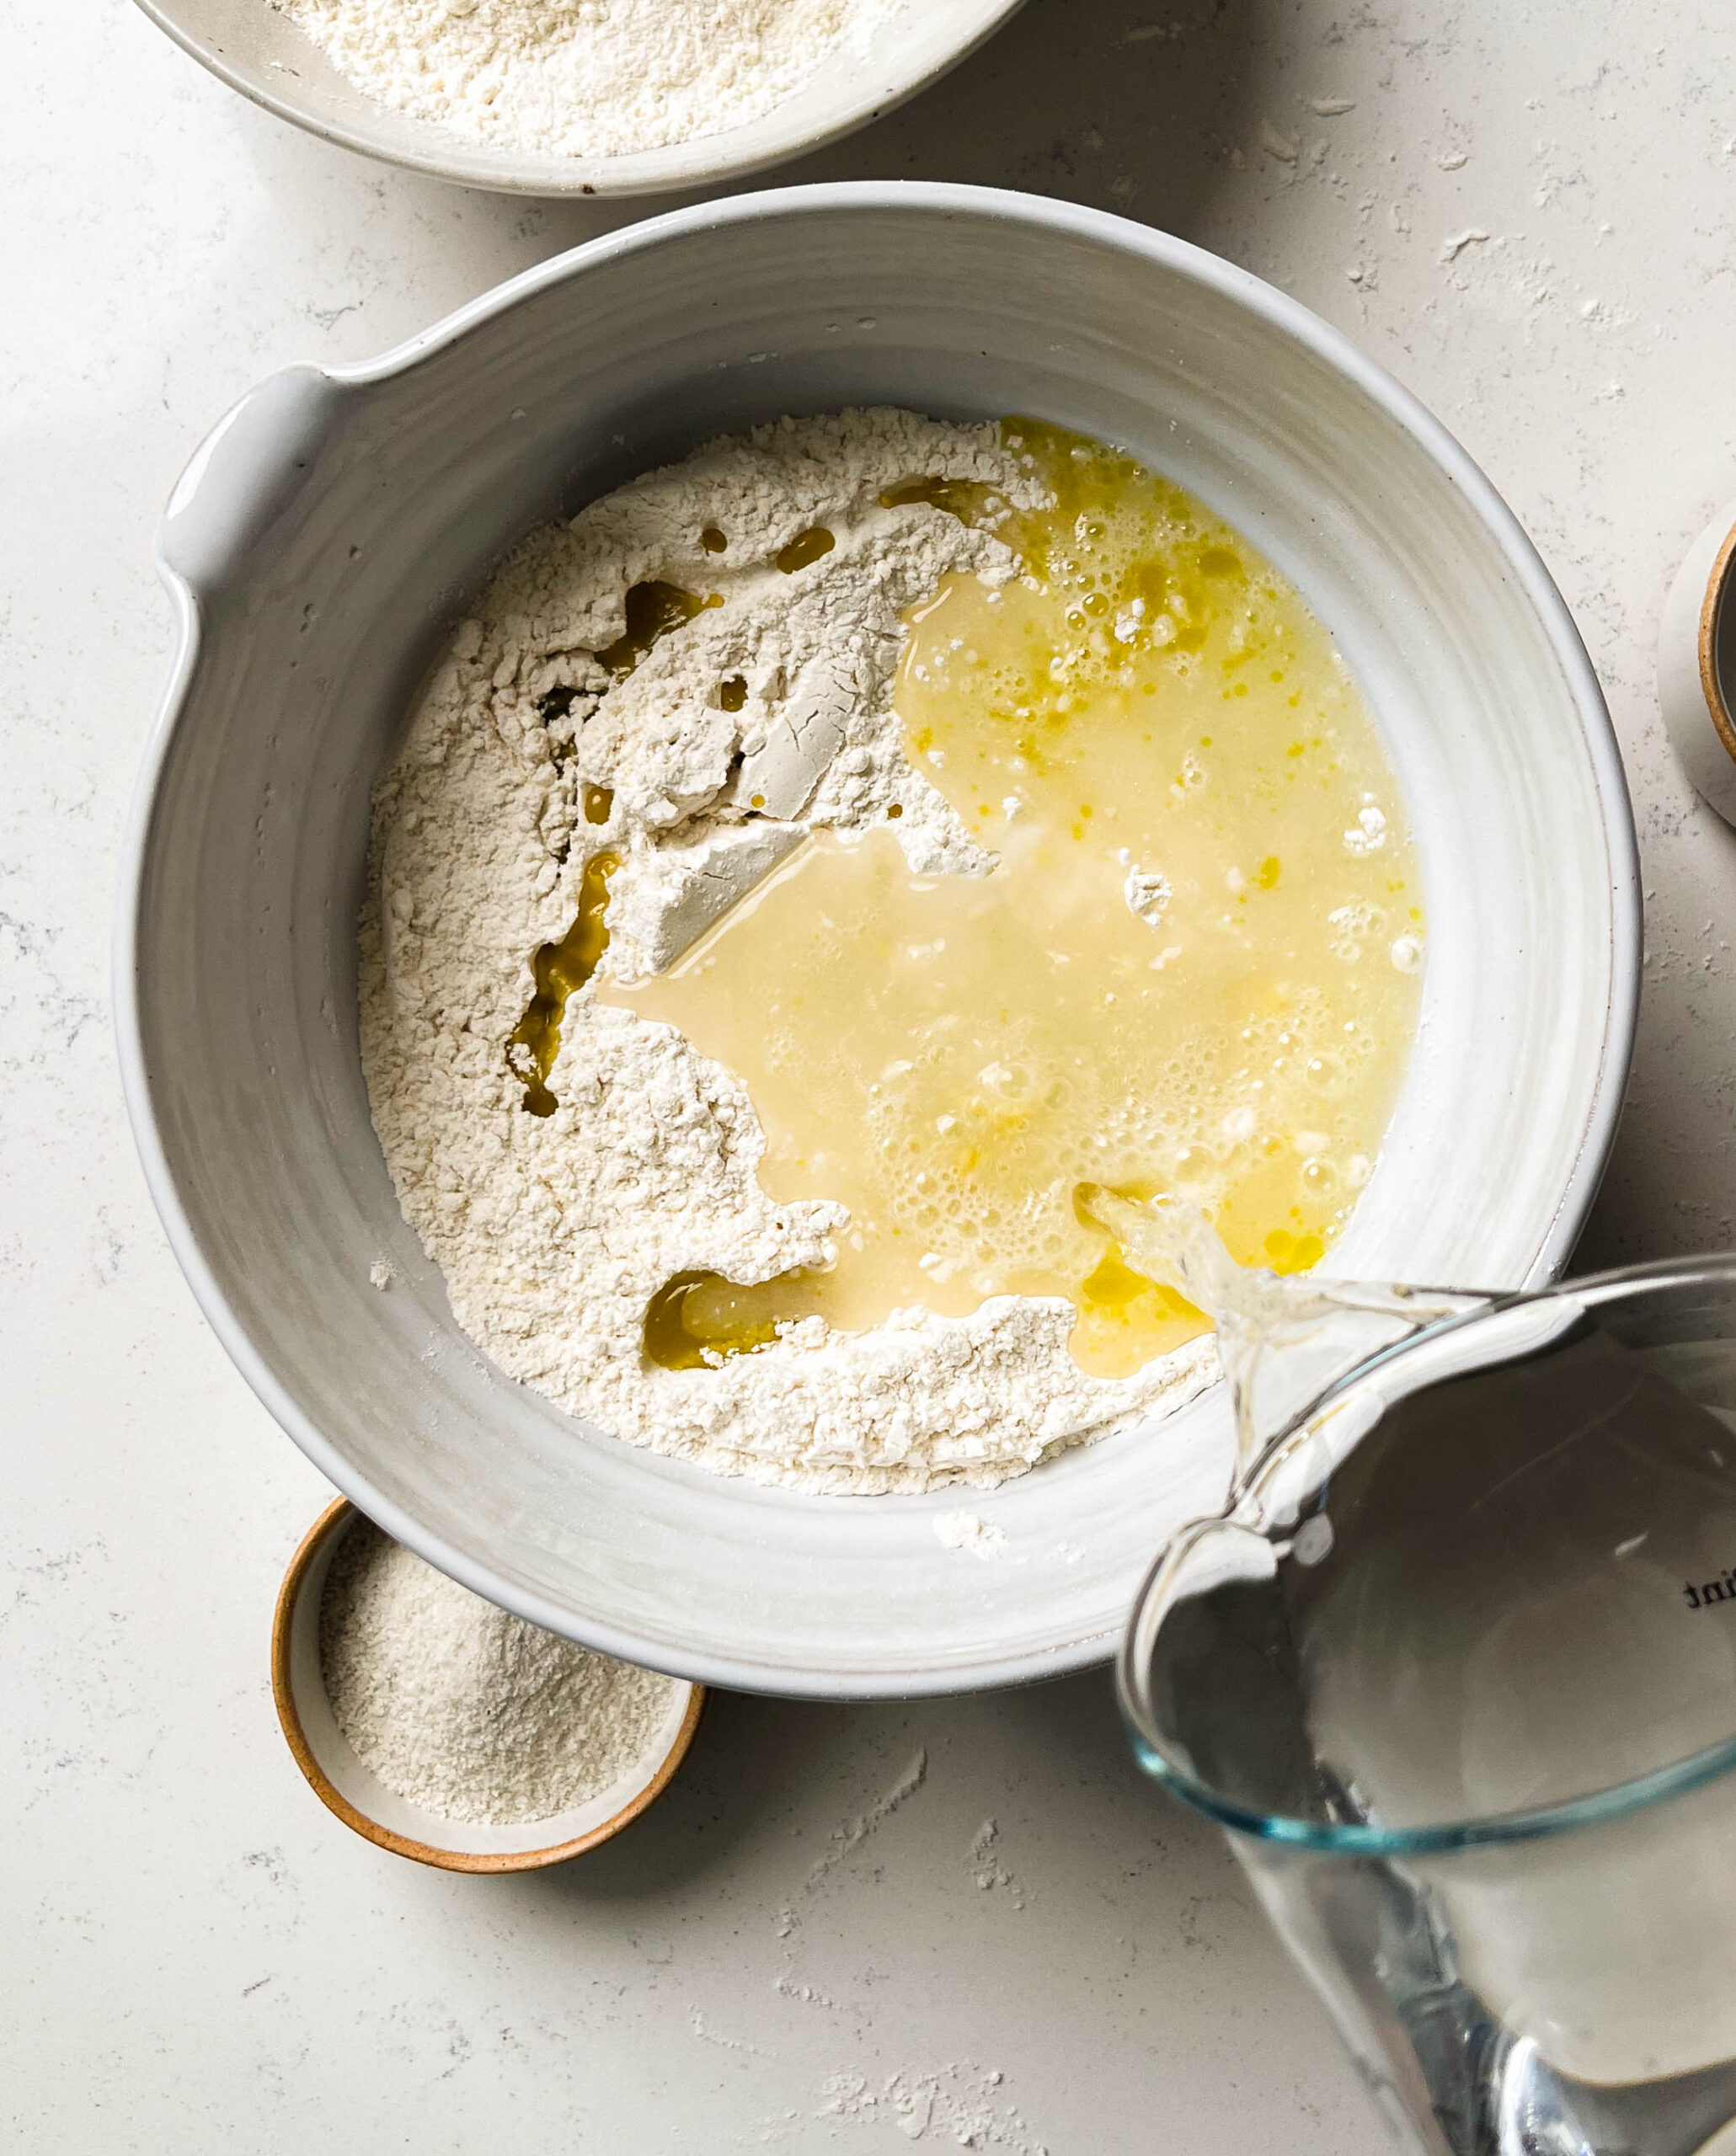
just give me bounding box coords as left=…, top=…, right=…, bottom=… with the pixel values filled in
left=360, top=408, right=1216, bottom=1494
left=274, top=0, right=896, bottom=161
left=320, top=1518, right=681, bottom=1824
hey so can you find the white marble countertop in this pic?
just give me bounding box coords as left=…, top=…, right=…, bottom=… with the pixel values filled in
left=7, top=2, right=1735, bottom=2146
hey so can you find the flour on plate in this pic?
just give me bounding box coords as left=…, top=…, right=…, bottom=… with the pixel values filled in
left=273, top=0, right=896, bottom=161
left=360, top=408, right=1217, bottom=1495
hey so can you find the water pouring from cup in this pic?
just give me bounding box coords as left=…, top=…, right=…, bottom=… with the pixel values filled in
left=1098, top=1198, right=1736, bottom=2156
left=1077, top=1184, right=1479, bottom=1488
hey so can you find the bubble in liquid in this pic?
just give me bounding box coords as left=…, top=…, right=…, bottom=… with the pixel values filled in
left=622, top=423, right=1423, bottom=1355
left=980, top=1060, right=1032, bottom=1100
left=1390, top=934, right=1424, bottom=974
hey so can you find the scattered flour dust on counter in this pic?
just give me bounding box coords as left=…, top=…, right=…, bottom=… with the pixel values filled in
left=271, top=0, right=897, bottom=160
left=969, top=1817, right=1028, bottom=1904
left=319, top=1518, right=681, bottom=1825
left=818, top=2063, right=1048, bottom=2152
left=806, top=1747, right=929, bottom=1890
left=361, top=405, right=1419, bottom=1495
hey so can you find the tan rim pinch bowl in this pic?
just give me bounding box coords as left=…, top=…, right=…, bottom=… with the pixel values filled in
left=272, top=1498, right=705, bottom=1871
left=1659, top=495, right=1736, bottom=826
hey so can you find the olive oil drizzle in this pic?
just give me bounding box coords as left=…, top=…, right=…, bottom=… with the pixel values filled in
left=595, top=580, right=718, bottom=678
left=508, top=853, right=618, bottom=1116
left=878, top=475, right=1003, bottom=522
left=775, top=526, right=836, bottom=574
left=643, top=1267, right=829, bottom=1369
left=508, top=571, right=724, bottom=1116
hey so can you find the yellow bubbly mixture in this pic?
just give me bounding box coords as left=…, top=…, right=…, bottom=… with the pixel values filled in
left=611, top=422, right=1423, bottom=1379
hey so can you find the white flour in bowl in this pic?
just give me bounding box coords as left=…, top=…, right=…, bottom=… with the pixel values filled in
left=360, top=408, right=1216, bottom=1495
left=273, top=0, right=897, bottom=161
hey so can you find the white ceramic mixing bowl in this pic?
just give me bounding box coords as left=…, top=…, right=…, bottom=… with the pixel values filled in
left=131, top=0, right=1027, bottom=197
left=118, top=184, right=1639, bottom=1698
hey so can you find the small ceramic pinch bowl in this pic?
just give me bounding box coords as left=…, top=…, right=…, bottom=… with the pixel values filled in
left=273, top=1500, right=705, bottom=1871
left=131, top=0, right=1028, bottom=198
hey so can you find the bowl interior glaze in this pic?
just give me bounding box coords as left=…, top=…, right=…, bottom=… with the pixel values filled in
left=274, top=1501, right=702, bottom=1869
left=120, top=188, right=1637, bottom=1696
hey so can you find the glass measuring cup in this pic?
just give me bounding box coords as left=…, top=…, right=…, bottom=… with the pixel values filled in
left=1119, top=1257, right=1736, bottom=2156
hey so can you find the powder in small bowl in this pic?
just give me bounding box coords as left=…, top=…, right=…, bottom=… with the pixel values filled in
left=319, top=1519, right=681, bottom=1827
left=271, top=0, right=899, bottom=163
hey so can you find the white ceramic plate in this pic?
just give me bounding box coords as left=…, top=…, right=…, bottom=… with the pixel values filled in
left=131, top=0, right=1028, bottom=197
left=117, top=186, right=1639, bottom=1698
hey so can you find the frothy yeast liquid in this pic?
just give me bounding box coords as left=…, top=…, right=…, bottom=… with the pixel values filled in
left=608, top=422, right=1423, bottom=1378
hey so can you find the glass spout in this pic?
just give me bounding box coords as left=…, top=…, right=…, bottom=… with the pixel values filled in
left=1078, top=1186, right=1484, bottom=1488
